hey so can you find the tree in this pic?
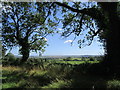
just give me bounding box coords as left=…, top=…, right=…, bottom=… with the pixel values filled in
left=52, top=2, right=120, bottom=71
left=2, top=2, right=56, bottom=63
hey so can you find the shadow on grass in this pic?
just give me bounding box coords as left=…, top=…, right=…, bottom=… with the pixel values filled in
left=65, top=62, right=118, bottom=89
left=2, top=70, right=52, bottom=88
left=70, top=74, right=107, bottom=89
left=2, top=61, right=120, bottom=89
left=44, top=62, right=109, bottom=88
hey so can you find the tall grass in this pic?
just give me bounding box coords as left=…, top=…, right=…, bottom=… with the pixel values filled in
left=107, top=80, right=120, bottom=89
left=2, top=57, right=120, bottom=89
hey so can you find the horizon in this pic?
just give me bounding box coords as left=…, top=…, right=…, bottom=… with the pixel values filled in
left=14, top=54, right=103, bottom=59
left=14, top=54, right=103, bottom=56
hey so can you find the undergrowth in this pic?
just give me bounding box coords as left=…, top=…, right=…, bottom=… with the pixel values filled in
left=1, top=57, right=120, bottom=89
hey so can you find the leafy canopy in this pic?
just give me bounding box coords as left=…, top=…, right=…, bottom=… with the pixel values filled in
left=51, top=2, right=110, bottom=48
left=2, top=2, right=58, bottom=55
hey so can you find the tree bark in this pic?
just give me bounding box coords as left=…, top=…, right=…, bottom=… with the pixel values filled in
left=21, top=44, right=30, bottom=63
left=103, top=3, right=120, bottom=73
left=19, top=39, right=30, bottom=64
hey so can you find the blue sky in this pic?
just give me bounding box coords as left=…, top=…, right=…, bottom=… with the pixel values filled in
left=42, top=33, right=104, bottom=56
left=9, top=32, right=104, bottom=56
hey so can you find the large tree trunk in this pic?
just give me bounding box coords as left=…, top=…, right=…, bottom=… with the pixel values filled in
left=103, top=3, right=120, bottom=73
left=21, top=44, right=30, bottom=63
left=19, top=39, right=30, bottom=64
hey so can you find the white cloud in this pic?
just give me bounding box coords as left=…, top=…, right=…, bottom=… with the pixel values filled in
left=64, top=40, right=73, bottom=43
left=58, top=28, right=63, bottom=31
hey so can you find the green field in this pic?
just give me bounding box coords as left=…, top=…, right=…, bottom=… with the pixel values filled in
left=1, top=57, right=120, bottom=89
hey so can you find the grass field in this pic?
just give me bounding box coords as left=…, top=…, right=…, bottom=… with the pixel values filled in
left=1, top=57, right=120, bottom=89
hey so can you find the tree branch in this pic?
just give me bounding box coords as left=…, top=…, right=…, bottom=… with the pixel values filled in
left=30, top=38, right=41, bottom=44
left=10, top=6, right=20, bottom=41
left=76, top=13, right=84, bottom=36
left=55, top=2, right=103, bottom=43
left=55, top=2, right=103, bottom=20
left=24, top=24, right=37, bottom=39
left=88, top=28, right=101, bottom=45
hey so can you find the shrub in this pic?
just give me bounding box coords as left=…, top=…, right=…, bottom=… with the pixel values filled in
left=24, top=58, right=47, bottom=70
left=3, top=53, right=16, bottom=65
left=63, top=57, right=72, bottom=61
left=5, top=53, right=16, bottom=61
left=81, top=57, right=85, bottom=61
left=89, top=57, right=95, bottom=61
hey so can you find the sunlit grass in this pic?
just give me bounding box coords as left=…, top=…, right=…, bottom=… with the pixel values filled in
left=2, top=57, right=120, bottom=89
left=57, top=60, right=99, bottom=65
left=107, top=80, right=120, bottom=89
left=42, top=80, right=71, bottom=88
left=2, top=66, right=52, bottom=89
left=2, top=66, right=22, bottom=71
left=2, top=82, right=17, bottom=88
left=29, top=68, right=47, bottom=76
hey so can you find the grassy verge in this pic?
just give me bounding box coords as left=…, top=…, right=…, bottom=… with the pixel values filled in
left=2, top=58, right=120, bottom=89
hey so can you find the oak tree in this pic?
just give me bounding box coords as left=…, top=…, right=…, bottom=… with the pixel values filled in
left=2, top=2, right=56, bottom=63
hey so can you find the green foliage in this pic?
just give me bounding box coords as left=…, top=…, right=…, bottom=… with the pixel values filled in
left=89, top=57, right=95, bottom=61
left=107, top=80, right=120, bottom=89
left=2, top=2, right=57, bottom=60
left=55, top=2, right=102, bottom=48
left=2, top=53, right=17, bottom=66
left=42, top=80, right=70, bottom=88
left=2, top=56, right=120, bottom=89
left=63, top=57, right=72, bottom=61
left=5, top=53, right=16, bottom=61
left=24, top=58, right=47, bottom=70
left=46, top=64, right=73, bottom=80
left=53, top=2, right=119, bottom=51
left=2, top=82, right=17, bottom=88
